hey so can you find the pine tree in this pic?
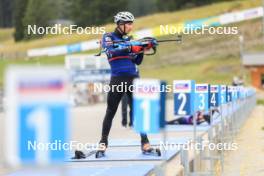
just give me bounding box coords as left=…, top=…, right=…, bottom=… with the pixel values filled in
left=22, top=0, right=58, bottom=40
left=70, top=0, right=127, bottom=27
left=0, top=0, right=14, bottom=27
left=13, top=0, right=28, bottom=41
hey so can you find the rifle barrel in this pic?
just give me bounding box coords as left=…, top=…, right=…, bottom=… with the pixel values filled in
left=110, top=38, right=182, bottom=44
left=157, top=39, right=182, bottom=42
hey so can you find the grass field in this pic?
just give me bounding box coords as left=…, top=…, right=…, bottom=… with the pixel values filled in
left=0, top=28, right=13, bottom=43
left=0, top=54, right=248, bottom=87
left=141, top=55, right=248, bottom=85
left=0, top=0, right=262, bottom=88
left=257, top=99, right=264, bottom=105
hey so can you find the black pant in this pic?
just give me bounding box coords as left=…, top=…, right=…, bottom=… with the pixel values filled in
left=100, top=76, right=149, bottom=146
left=121, top=93, right=133, bottom=126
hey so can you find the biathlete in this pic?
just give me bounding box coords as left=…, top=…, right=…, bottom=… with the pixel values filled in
left=95, top=11, right=160, bottom=158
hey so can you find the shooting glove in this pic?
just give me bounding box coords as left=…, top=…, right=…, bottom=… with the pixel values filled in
left=131, top=45, right=144, bottom=53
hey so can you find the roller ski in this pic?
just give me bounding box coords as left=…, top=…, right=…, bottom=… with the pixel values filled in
left=95, top=149, right=105, bottom=158
left=141, top=143, right=161, bottom=156
left=71, top=150, right=96, bottom=159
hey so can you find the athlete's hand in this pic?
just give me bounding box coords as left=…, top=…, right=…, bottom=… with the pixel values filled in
left=131, top=45, right=143, bottom=53
left=143, top=38, right=158, bottom=50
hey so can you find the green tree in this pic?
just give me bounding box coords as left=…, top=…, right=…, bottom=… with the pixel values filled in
left=56, top=0, right=73, bottom=19
left=22, top=0, right=58, bottom=40
left=0, top=0, right=14, bottom=27
left=13, top=0, right=28, bottom=41
left=127, top=0, right=157, bottom=17
left=70, top=0, right=128, bottom=27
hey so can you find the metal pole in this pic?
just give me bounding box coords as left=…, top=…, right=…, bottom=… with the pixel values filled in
left=227, top=102, right=231, bottom=142
left=219, top=105, right=225, bottom=174
left=209, top=108, right=214, bottom=175
left=193, top=112, right=197, bottom=174
left=181, top=147, right=190, bottom=174
left=239, top=35, right=246, bottom=84
left=162, top=129, right=167, bottom=176
left=230, top=101, right=234, bottom=143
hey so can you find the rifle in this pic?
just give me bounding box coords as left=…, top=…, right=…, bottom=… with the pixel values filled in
left=95, top=35, right=182, bottom=56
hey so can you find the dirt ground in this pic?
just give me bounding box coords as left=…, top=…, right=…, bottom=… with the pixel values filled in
left=222, top=105, right=264, bottom=176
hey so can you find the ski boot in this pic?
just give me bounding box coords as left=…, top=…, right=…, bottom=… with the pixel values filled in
left=122, top=118, right=127, bottom=127
left=141, top=143, right=161, bottom=156
left=95, top=140, right=108, bottom=158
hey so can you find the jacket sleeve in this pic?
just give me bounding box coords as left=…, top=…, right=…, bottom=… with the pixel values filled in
left=102, top=33, right=131, bottom=57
